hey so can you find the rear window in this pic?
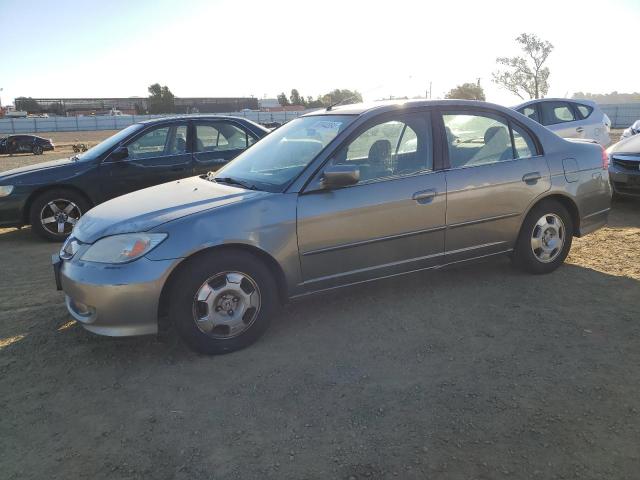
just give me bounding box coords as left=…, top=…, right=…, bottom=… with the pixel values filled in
left=575, top=104, right=593, bottom=119
left=518, top=105, right=539, bottom=123
left=540, top=102, right=576, bottom=125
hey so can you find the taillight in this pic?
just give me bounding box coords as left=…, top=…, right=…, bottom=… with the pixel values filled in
left=601, top=146, right=609, bottom=170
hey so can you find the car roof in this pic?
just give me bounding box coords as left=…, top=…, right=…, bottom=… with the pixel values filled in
left=136, top=114, right=257, bottom=125
left=514, top=98, right=598, bottom=109
left=302, top=99, right=522, bottom=117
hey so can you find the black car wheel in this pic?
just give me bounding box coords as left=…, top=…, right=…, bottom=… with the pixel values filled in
left=32, top=144, right=43, bottom=155
left=170, top=249, right=279, bottom=355
left=29, top=189, right=90, bottom=241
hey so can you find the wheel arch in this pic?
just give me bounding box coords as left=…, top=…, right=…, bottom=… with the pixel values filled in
left=521, top=193, right=580, bottom=238
left=157, top=243, right=288, bottom=333
left=23, top=185, right=95, bottom=225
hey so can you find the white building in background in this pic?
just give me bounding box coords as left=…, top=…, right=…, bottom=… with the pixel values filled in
left=258, top=98, right=280, bottom=110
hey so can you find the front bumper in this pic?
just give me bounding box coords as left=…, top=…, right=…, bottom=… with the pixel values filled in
left=57, top=254, right=177, bottom=337
left=0, top=192, right=28, bottom=228
left=609, top=163, right=640, bottom=197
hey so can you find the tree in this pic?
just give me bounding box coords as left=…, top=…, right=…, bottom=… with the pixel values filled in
left=492, top=33, right=554, bottom=100
left=320, top=89, right=363, bottom=106
left=277, top=92, right=290, bottom=106
left=290, top=89, right=303, bottom=105
left=147, top=83, right=175, bottom=114
left=445, top=82, right=486, bottom=101
left=305, top=96, right=324, bottom=109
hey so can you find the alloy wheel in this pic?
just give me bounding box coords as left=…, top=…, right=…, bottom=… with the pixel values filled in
left=40, top=199, right=81, bottom=236
left=530, top=213, right=565, bottom=263
left=192, top=271, right=261, bottom=339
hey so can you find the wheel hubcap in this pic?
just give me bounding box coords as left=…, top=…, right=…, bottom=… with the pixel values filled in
left=40, top=199, right=81, bottom=236
left=192, top=272, right=261, bottom=339
left=530, top=213, right=565, bottom=263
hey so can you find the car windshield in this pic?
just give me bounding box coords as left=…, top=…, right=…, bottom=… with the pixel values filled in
left=212, top=115, right=355, bottom=191
left=74, top=124, right=144, bottom=161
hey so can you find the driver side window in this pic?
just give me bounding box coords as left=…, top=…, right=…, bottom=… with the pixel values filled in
left=329, top=114, right=432, bottom=184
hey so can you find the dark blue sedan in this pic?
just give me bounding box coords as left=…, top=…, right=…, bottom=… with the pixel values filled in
left=0, top=115, right=269, bottom=240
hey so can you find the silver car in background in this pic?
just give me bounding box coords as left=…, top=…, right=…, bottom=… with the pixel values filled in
left=607, top=133, right=640, bottom=197
left=515, top=98, right=611, bottom=147
left=54, top=100, right=612, bottom=354
left=621, top=119, right=640, bottom=139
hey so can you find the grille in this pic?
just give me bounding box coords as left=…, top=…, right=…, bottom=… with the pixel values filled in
left=613, top=158, right=640, bottom=171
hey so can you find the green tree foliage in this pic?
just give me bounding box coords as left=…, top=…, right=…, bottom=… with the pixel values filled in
left=445, top=83, right=486, bottom=101
left=493, top=33, right=554, bottom=100
left=277, top=92, right=290, bottom=106
left=290, top=89, right=303, bottom=105
left=320, top=89, right=363, bottom=106
left=147, top=83, right=175, bottom=114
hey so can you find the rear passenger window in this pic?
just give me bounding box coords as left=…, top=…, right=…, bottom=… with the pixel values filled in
left=575, top=104, right=593, bottom=119
left=518, top=106, right=539, bottom=123
left=512, top=126, right=536, bottom=158
left=443, top=114, right=514, bottom=168
left=541, top=102, right=576, bottom=125
left=196, top=123, right=252, bottom=153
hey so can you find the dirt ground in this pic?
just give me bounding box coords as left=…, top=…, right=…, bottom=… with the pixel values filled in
left=1, top=132, right=639, bottom=479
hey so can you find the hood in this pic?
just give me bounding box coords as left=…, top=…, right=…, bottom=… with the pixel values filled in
left=0, top=157, right=85, bottom=184
left=607, top=134, right=640, bottom=155
left=73, top=176, right=270, bottom=243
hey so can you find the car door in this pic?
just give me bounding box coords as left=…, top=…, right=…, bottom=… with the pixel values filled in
left=192, top=120, right=257, bottom=175
left=296, top=111, right=446, bottom=291
left=440, top=109, right=551, bottom=262
left=99, top=122, right=192, bottom=199
left=539, top=101, right=584, bottom=139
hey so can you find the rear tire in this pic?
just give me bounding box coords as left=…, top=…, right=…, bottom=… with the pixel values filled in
left=512, top=199, right=573, bottom=274
left=29, top=189, right=89, bottom=242
left=169, top=250, right=279, bottom=355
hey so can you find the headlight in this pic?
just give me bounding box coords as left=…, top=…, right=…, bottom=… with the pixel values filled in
left=0, top=185, right=14, bottom=197
left=80, top=233, right=167, bottom=264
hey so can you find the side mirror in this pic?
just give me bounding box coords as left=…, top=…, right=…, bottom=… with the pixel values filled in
left=110, top=146, right=129, bottom=161
left=321, top=164, right=360, bottom=189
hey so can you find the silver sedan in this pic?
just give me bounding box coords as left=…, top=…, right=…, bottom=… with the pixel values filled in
left=54, top=100, right=612, bottom=354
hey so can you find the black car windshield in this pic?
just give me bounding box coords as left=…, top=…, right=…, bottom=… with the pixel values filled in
left=213, top=115, right=355, bottom=191
left=75, top=124, right=144, bottom=161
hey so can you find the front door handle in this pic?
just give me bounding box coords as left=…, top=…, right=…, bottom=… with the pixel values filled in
left=522, top=172, right=542, bottom=184
left=412, top=189, right=436, bottom=204
left=171, top=166, right=186, bottom=172
left=576, top=127, right=584, bottom=133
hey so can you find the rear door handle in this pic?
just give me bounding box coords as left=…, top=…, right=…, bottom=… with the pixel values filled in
left=412, top=189, right=436, bottom=204
left=576, top=127, right=584, bottom=133
left=171, top=166, right=186, bottom=172
left=522, top=172, right=542, bottom=184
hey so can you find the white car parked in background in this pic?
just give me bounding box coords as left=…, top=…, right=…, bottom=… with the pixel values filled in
left=514, top=98, right=611, bottom=147
left=621, top=119, right=640, bottom=139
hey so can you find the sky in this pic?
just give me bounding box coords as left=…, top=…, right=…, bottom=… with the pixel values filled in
left=0, top=0, right=639, bottom=108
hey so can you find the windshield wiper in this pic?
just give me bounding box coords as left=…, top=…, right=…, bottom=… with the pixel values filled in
left=212, top=176, right=258, bottom=190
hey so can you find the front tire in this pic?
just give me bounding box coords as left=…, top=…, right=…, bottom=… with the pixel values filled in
left=32, top=144, right=43, bottom=155
left=29, top=189, right=89, bottom=241
left=512, top=200, right=573, bottom=274
left=169, top=250, right=279, bottom=355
